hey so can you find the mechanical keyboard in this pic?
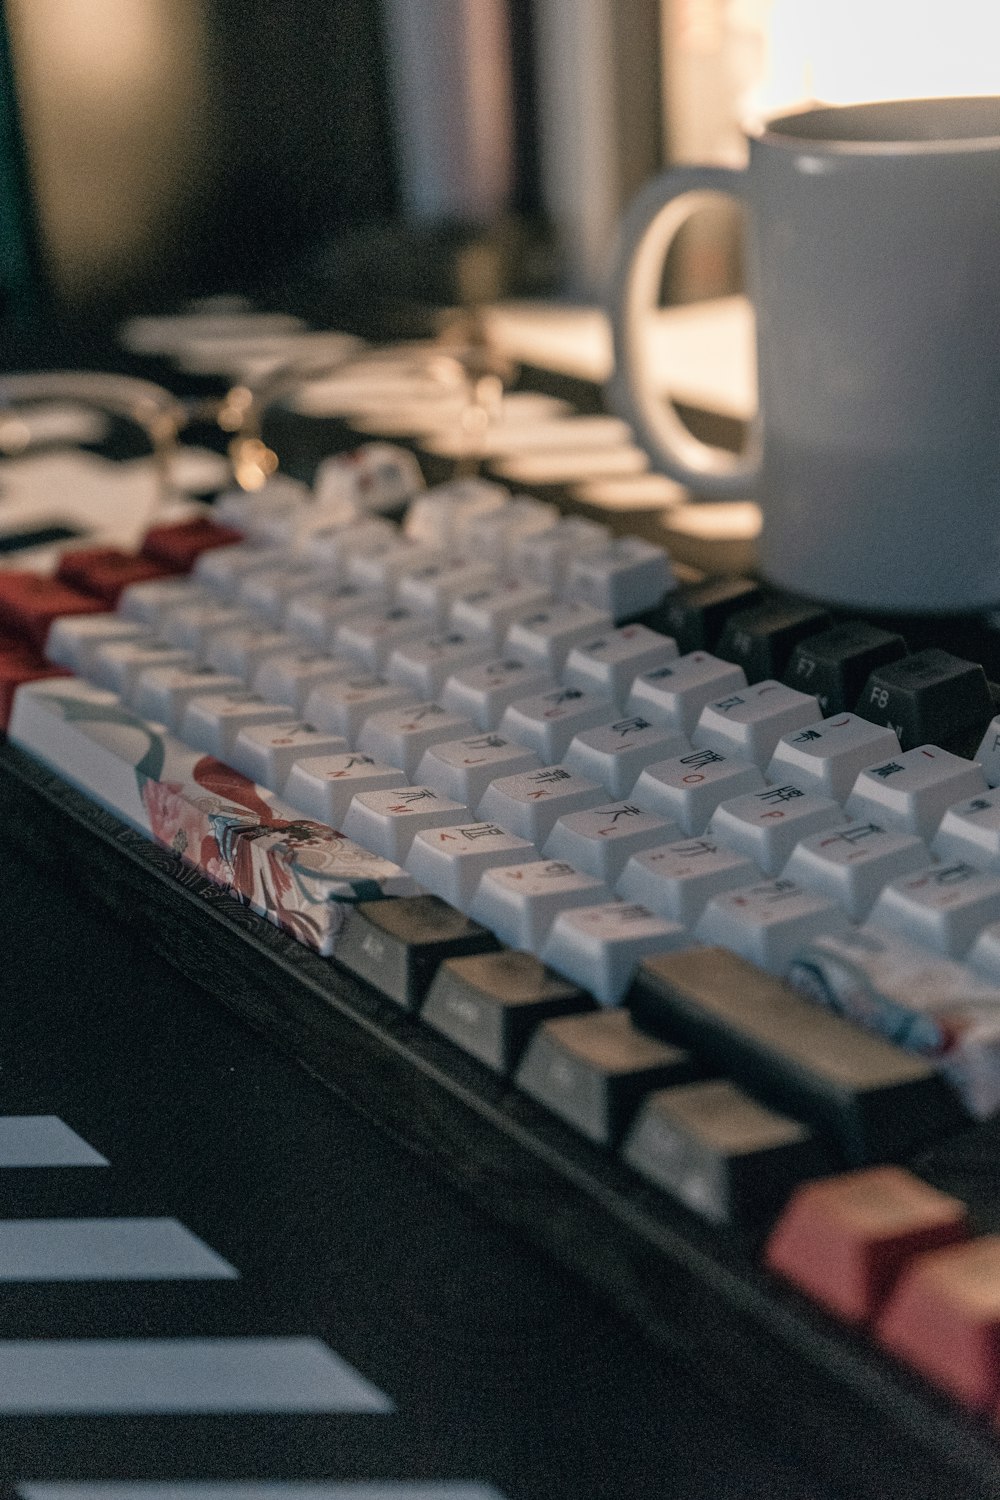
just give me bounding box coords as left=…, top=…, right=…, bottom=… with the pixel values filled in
left=7, top=318, right=1000, bottom=1498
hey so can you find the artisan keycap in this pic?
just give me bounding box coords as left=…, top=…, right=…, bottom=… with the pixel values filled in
left=647, top=576, right=762, bottom=654
left=624, top=1079, right=827, bottom=1228
left=335, top=894, right=499, bottom=1010
left=628, top=947, right=965, bottom=1165
left=844, top=745, right=987, bottom=841
left=422, top=950, right=593, bottom=1074
left=387, top=630, right=492, bottom=698
left=866, top=861, right=1000, bottom=959
left=631, top=748, right=765, bottom=835
left=563, top=624, right=678, bottom=705
left=477, top=765, right=605, bottom=845
left=856, top=648, right=994, bottom=752
left=541, top=900, right=686, bottom=1005
left=716, top=600, right=832, bottom=683
left=357, top=701, right=476, bottom=778
left=783, top=622, right=908, bottom=716
left=782, top=822, right=929, bottom=922
left=180, top=690, right=297, bottom=760
left=415, top=733, right=542, bottom=808
left=765, top=714, right=901, bottom=803
left=140, top=516, right=243, bottom=569
left=693, top=681, right=821, bottom=767
left=504, top=602, right=611, bottom=673
left=56, top=547, right=172, bottom=604
left=341, top=785, right=468, bottom=862
left=562, top=717, right=688, bottom=798
left=252, top=649, right=354, bottom=713
left=46, top=615, right=151, bottom=674
left=499, top=686, right=610, bottom=763
left=442, top=657, right=555, bottom=730
left=876, top=1237, right=1000, bottom=1411
left=303, top=675, right=410, bottom=742
left=471, top=859, right=611, bottom=953
left=543, top=801, right=676, bottom=885
left=563, top=537, right=674, bottom=620
left=283, top=752, right=406, bottom=826
left=766, top=1166, right=969, bottom=1325
left=707, top=786, right=844, bottom=877
left=228, top=720, right=349, bottom=792
left=515, top=1009, right=693, bottom=1144
left=133, top=664, right=244, bottom=731
left=118, top=576, right=211, bottom=625
left=616, top=836, right=756, bottom=927
left=0, top=573, right=106, bottom=650
left=626, top=651, right=747, bottom=737
left=406, top=820, right=536, bottom=910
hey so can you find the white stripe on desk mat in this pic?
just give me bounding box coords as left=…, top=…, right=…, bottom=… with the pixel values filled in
left=0, top=1338, right=393, bottom=1413
left=0, top=1219, right=237, bottom=1281
left=17, top=1489, right=509, bottom=1500
left=0, top=1117, right=107, bottom=1167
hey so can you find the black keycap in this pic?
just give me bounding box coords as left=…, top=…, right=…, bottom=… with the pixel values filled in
left=422, top=950, right=593, bottom=1074
left=783, top=622, right=908, bottom=715
left=622, top=1079, right=831, bottom=1228
left=515, top=1009, right=694, bottom=1146
left=854, top=647, right=994, bottom=751
left=642, top=577, right=763, bottom=654
left=336, top=895, right=499, bottom=1011
left=627, top=947, right=965, bottom=1166
left=716, top=600, right=832, bottom=683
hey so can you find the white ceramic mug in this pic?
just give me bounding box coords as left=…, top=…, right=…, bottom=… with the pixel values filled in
left=607, top=96, right=1000, bottom=612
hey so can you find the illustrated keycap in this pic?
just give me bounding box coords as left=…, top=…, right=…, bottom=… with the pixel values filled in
left=303, top=675, right=410, bottom=742
left=180, top=690, right=296, bottom=760
left=92, top=638, right=194, bottom=698
left=46, top=615, right=152, bottom=674
left=396, top=560, right=500, bottom=622
left=386, top=631, right=492, bottom=699
left=228, top=720, right=349, bottom=792
left=284, top=585, right=383, bottom=647
left=252, top=650, right=355, bottom=713
left=133, top=664, right=244, bottom=731
left=205, top=626, right=298, bottom=680
left=335, top=894, right=499, bottom=1011
left=508, top=517, right=609, bottom=593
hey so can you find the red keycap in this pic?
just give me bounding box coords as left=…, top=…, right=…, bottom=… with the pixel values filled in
left=876, top=1236, right=1000, bottom=1411
left=140, top=517, right=243, bottom=571
left=765, top=1166, right=969, bottom=1326
left=0, top=573, right=107, bottom=650
left=0, top=637, right=70, bottom=731
left=56, top=548, right=175, bottom=605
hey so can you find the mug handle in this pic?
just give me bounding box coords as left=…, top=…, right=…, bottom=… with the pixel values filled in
left=607, top=165, right=759, bottom=496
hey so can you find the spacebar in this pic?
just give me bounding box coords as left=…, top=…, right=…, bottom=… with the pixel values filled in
left=8, top=676, right=415, bottom=954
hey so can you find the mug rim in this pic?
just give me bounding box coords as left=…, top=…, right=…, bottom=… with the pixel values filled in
left=749, top=95, right=1000, bottom=154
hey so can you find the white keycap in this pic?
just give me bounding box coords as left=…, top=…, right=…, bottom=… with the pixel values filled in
left=283, top=752, right=407, bottom=827
left=966, top=921, right=1000, bottom=983
left=471, top=859, right=610, bottom=953
left=449, top=581, right=554, bottom=648
left=284, top=584, right=383, bottom=647
left=563, top=537, right=674, bottom=621
left=403, top=477, right=508, bottom=546
left=205, top=626, right=299, bottom=681
left=708, top=786, right=845, bottom=876
left=782, top=821, right=929, bottom=921
left=974, top=716, right=1000, bottom=788
left=193, top=543, right=287, bottom=598
left=356, top=700, right=476, bottom=778
left=541, top=901, right=685, bottom=1005
left=765, top=714, right=900, bottom=803
left=47, top=615, right=151, bottom=673
left=695, top=878, right=849, bottom=976
left=542, top=801, right=676, bottom=884
left=228, top=719, right=349, bottom=792
left=631, top=748, right=766, bottom=835
left=498, top=686, right=610, bottom=762
left=386, top=630, right=492, bottom=698
left=503, top=602, right=611, bottom=674
left=458, top=497, right=559, bottom=562
left=237, top=561, right=330, bottom=623
left=313, top=441, right=424, bottom=514
left=616, top=837, right=756, bottom=927
left=415, top=733, right=542, bottom=808
left=341, top=785, right=469, bottom=862
left=626, top=651, right=747, bottom=737
left=212, top=476, right=310, bottom=538
left=692, top=681, right=821, bottom=767
left=301, top=516, right=398, bottom=575
left=302, top=675, right=410, bottom=742
left=477, top=765, right=605, bottom=845
left=406, top=821, right=537, bottom=911
left=508, top=517, right=610, bottom=593
left=251, top=649, right=354, bottom=713
left=117, top=577, right=211, bottom=625
left=333, top=606, right=431, bottom=673
left=561, top=716, right=689, bottom=798
left=133, top=664, right=243, bottom=730
left=160, top=603, right=255, bottom=657
left=441, top=657, right=555, bottom=730
left=933, top=789, right=1000, bottom=872
left=395, top=559, right=499, bottom=623
left=346, top=541, right=449, bottom=593
left=91, top=638, right=194, bottom=697
left=180, top=690, right=296, bottom=760
left=844, top=745, right=988, bottom=840
left=563, top=624, right=678, bottom=706
left=867, top=862, right=1000, bottom=959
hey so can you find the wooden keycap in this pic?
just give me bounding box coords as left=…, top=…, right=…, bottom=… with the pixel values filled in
left=0, top=572, right=107, bottom=650
left=876, top=1236, right=1000, bottom=1411
left=56, top=548, right=174, bottom=604
left=140, top=517, right=243, bottom=570
left=765, top=1166, right=969, bottom=1324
